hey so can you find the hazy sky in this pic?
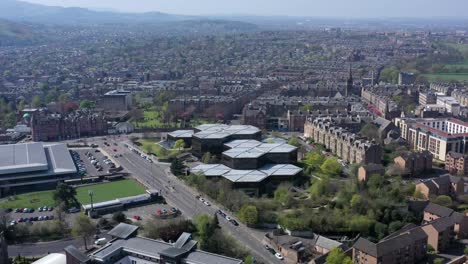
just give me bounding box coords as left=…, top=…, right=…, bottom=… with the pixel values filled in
left=21, top=0, right=468, bottom=18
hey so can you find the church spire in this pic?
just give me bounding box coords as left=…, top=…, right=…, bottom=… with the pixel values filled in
left=346, top=63, right=353, bottom=97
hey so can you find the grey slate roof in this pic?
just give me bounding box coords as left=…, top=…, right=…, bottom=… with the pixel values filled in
left=194, top=124, right=260, bottom=139
left=64, top=245, right=90, bottom=263
left=424, top=203, right=454, bottom=217
left=191, top=163, right=302, bottom=183
left=107, top=223, right=139, bottom=239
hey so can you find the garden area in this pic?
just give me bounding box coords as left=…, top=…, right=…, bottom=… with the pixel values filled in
left=134, top=138, right=180, bottom=159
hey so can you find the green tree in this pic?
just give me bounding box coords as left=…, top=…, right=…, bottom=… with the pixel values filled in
left=464, top=246, right=468, bottom=255
left=274, top=185, right=291, bottom=206
left=309, top=177, right=330, bottom=198
left=31, top=95, right=42, bottom=108
left=238, top=205, right=258, bottom=226
left=304, top=152, right=325, bottom=171
left=79, top=100, right=95, bottom=109
left=380, top=66, right=399, bottom=84
left=112, top=212, right=127, bottom=223
left=58, top=93, right=69, bottom=103
left=360, top=123, right=380, bottom=141
left=72, top=214, right=96, bottom=249
left=52, top=183, right=76, bottom=207
left=434, top=258, right=444, bottom=264
left=174, top=139, right=185, bottom=152
left=434, top=195, right=453, bottom=207
left=326, top=247, right=353, bottom=264
left=202, top=152, right=212, bottom=164
left=195, top=214, right=218, bottom=247
left=288, top=137, right=300, bottom=147
left=320, top=158, right=343, bottom=177
left=350, top=194, right=363, bottom=210
left=170, top=158, right=184, bottom=176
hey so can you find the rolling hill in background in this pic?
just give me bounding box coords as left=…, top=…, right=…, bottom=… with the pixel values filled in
left=0, top=0, right=186, bottom=25
left=0, top=19, right=41, bottom=46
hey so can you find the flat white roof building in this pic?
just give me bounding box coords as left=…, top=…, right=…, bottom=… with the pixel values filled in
left=0, top=142, right=77, bottom=196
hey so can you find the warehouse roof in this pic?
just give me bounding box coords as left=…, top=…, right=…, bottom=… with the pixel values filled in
left=0, top=142, right=76, bottom=176
left=191, top=164, right=301, bottom=183
left=0, top=142, right=48, bottom=175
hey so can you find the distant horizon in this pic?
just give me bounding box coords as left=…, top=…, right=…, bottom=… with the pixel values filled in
left=19, top=0, right=468, bottom=19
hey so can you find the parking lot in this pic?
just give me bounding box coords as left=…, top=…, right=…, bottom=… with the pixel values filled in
left=71, top=148, right=120, bottom=177
left=5, top=206, right=56, bottom=226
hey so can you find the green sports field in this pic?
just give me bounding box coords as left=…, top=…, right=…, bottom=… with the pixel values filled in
left=75, top=179, right=146, bottom=204
left=0, top=179, right=146, bottom=209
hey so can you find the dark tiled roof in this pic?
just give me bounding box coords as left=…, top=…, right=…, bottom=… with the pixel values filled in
left=424, top=203, right=454, bottom=218
left=107, top=223, right=139, bottom=239
left=64, top=245, right=90, bottom=263
left=427, top=217, right=454, bottom=232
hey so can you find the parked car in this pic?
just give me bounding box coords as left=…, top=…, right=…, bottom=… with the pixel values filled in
left=203, top=201, right=211, bottom=206
left=275, top=253, right=284, bottom=260
left=133, top=215, right=141, bottom=220
left=229, top=219, right=239, bottom=226
left=68, top=207, right=80, bottom=213
left=95, top=238, right=107, bottom=245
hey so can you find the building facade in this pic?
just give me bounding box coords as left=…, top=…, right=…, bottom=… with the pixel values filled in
left=445, top=151, right=468, bottom=176
left=394, top=118, right=468, bottom=161
left=31, top=109, right=107, bottom=141
left=304, top=117, right=382, bottom=164
left=98, top=90, right=132, bottom=111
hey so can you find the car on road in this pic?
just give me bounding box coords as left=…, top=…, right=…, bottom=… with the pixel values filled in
left=229, top=219, right=239, bottom=226
left=203, top=201, right=211, bottom=206
left=267, top=248, right=276, bottom=255
left=156, top=209, right=162, bottom=215
left=68, top=207, right=80, bottom=213
left=162, top=209, right=168, bottom=214
left=275, top=253, right=284, bottom=260
left=264, top=244, right=270, bottom=250
left=95, top=238, right=107, bottom=245
left=170, top=207, right=178, bottom=213
left=133, top=215, right=141, bottom=220
left=226, top=216, right=232, bottom=221
left=198, top=197, right=205, bottom=202
left=9, top=220, right=16, bottom=226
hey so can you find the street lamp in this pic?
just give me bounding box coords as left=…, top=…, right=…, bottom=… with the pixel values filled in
left=88, top=190, right=94, bottom=212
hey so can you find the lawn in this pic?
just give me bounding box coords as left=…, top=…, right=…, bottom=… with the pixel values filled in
left=75, top=179, right=146, bottom=205
left=136, top=138, right=179, bottom=158
left=0, top=190, right=55, bottom=209
left=422, top=73, right=468, bottom=82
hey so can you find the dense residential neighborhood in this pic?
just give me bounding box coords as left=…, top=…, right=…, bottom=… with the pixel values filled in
left=0, top=0, right=467, bottom=264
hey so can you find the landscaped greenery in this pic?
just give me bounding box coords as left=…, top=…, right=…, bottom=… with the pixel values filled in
left=75, top=179, right=146, bottom=204
left=136, top=138, right=179, bottom=158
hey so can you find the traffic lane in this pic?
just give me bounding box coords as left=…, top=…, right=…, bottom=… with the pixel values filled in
left=115, top=143, right=281, bottom=264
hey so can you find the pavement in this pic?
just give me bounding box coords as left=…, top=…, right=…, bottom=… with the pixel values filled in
left=92, top=135, right=282, bottom=264
left=12, top=135, right=281, bottom=263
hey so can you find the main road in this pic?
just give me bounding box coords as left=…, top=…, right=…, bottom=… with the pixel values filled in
left=92, top=136, right=282, bottom=264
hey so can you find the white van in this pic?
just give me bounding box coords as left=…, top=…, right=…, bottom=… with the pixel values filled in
left=95, top=238, right=107, bottom=245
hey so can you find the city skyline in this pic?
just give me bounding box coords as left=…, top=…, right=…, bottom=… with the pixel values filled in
left=21, top=0, right=468, bottom=18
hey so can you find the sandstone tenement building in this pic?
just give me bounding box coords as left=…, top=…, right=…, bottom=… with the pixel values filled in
left=304, top=117, right=382, bottom=164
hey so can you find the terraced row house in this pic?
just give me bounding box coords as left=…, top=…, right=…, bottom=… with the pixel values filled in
left=304, top=117, right=382, bottom=164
